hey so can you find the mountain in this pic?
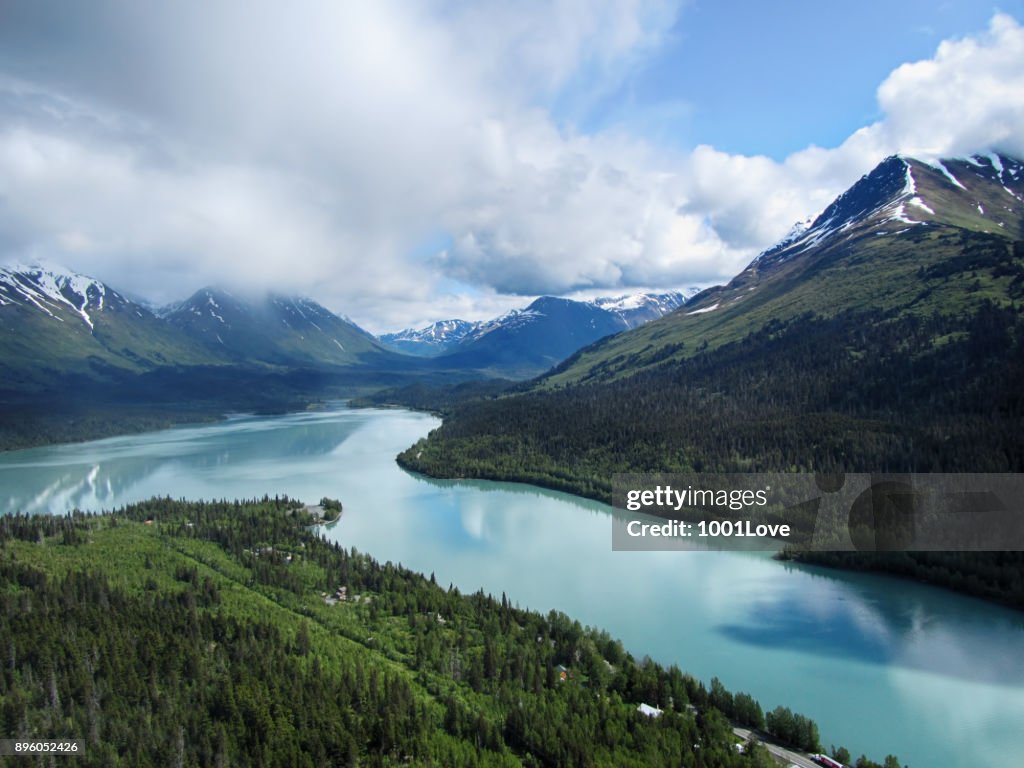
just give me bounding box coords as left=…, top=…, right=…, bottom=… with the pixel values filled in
left=431, top=296, right=630, bottom=377
left=0, top=264, right=217, bottom=393
left=162, top=287, right=392, bottom=368
left=544, top=152, right=1024, bottom=386
left=378, top=319, right=478, bottom=356
left=398, top=152, right=1024, bottom=501
left=381, top=291, right=696, bottom=372
left=590, top=290, right=696, bottom=328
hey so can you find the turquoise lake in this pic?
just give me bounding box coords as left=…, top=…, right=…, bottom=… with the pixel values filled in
left=1, top=405, right=1022, bottom=767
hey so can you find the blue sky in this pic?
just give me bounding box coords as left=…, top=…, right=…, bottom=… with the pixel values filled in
left=575, top=1, right=1023, bottom=158
left=0, top=1, right=1022, bottom=331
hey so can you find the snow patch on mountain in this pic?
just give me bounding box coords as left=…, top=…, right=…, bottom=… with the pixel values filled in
left=762, top=217, right=816, bottom=260
left=909, top=197, right=935, bottom=215
left=686, top=302, right=719, bottom=316
left=886, top=203, right=916, bottom=225
left=206, top=295, right=226, bottom=324
left=902, top=164, right=917, bottom=196
left=467, top=308, right=544, bottom=341
left=592, top=294, right=652, bottom=312
left=924, top=158, right=967, bottom=190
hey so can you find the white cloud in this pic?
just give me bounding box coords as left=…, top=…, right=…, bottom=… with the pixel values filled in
left=0, top=5, right=1021, bottom=331
left=0, top=1, right=685, bottom=329
left=873, top=12, right=1024, bottom=161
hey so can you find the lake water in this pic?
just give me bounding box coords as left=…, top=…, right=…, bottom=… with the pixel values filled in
left=1, top=405, right=1022, bottom=767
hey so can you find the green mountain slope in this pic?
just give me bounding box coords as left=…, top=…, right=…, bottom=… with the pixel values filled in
left=544, top=154, right=1023, bottom=387
left=0, top=269, right=409, bottom=399
left=163, top=287, right=399, bottom=368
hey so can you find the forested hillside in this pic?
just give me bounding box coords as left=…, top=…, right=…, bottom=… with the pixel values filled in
left=0, top=499, right=899, bottom=767
left=400, top=301, right=1024, bottom=497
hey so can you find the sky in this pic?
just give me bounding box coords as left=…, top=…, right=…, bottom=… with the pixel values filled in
left=0, top=1, right=1023, bottom=333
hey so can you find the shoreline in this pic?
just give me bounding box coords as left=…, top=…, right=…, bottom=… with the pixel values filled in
left=393, top=403, right=1024, bottom=614
left=4, top=397, right=1021, bottom=615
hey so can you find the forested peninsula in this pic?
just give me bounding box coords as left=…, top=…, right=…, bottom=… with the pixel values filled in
left=0, top=498, right=899, bottom=767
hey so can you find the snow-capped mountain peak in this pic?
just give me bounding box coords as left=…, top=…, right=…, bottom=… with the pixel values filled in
left=0, top=263, right=124, bottom=331
left=462, top=307, right=544, bottom=342
left=589, top=290, right=696, bottom=328
left=760, top=156, right=915, bottom=264
left=751, top=152, right=1024, bottom=273
left=378, top=319, right=479, bottom=356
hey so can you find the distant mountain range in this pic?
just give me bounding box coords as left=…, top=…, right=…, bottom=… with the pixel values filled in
left=591, top=291, right=699, bottom=327
left=379, top=290, right=696, bottom=376
left=0, top=263, right=699, bottom=446
left=379, top=319, right=480, bottom=356
left=0, top=268, right=407, bottom=391
left=427, top=296, right=635, bottom=378
left=0, top=267, right=418, bottom=448
left=11, top=150, right=1021, bottom=458
left=0, top=266, right=696, bottom=393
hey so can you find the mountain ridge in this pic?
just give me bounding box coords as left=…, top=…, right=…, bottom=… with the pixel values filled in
left=378, top=290, right=696, bottom=359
